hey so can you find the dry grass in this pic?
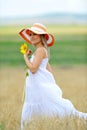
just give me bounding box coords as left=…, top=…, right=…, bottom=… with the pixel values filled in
left=0, top=25, right=87, bottom=35
left=25, top=116, right=87, bottom=130
left=0, top=66, right=87, bottom=130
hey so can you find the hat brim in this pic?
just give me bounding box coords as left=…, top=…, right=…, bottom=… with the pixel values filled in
left=19, top=29, right=54, bottom=47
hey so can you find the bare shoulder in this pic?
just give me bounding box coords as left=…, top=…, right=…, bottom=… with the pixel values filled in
left=35, top=47, right=46, bottom=57
left=36, top=47, right=46, bottom=53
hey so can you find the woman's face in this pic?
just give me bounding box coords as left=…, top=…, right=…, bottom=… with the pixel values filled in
left=30, top=32, right=41, bottom=46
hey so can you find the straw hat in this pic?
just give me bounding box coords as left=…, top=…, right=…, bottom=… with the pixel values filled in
left=19, top=23, right=55, bottom=47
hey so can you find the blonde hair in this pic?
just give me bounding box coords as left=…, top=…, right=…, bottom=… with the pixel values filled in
left=41, top=35, right=50, bottom=59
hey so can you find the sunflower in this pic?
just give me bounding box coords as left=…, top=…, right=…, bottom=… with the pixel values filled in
left=20, top=43, right=28, bottom=54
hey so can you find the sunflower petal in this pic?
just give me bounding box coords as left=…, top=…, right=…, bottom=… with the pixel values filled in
left=20, top=43, right=28, bottom=54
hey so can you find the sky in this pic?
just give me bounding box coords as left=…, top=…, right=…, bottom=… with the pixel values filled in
left=0, top=0, right=87, bottom=18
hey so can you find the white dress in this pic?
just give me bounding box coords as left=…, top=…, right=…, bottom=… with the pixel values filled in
left=21, top=55, right=87, bottom=130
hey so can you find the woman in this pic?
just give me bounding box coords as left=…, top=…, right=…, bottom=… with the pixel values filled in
left=19, top=23, right=87, bottom=130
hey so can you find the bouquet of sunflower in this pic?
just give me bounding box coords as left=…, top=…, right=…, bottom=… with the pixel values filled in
left=20, top=43, right=32, bottom=76
left=20, top=43, right=32, bottom=55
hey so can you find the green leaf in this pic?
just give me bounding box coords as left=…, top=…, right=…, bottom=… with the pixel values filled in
left=26, top=72, right=29, bottom=77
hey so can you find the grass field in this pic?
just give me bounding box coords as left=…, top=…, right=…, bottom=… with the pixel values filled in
left=0, top=24, right=87, bottom=67
left=0, top=24, right=87, bottom=130
left=0, top=66, right=87, bottom=130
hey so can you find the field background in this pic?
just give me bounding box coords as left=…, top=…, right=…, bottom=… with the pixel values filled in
left=0, top=24, right=87, bottom=130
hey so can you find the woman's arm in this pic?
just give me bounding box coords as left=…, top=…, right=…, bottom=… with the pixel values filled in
left=24, top=47, right=45, bottom=73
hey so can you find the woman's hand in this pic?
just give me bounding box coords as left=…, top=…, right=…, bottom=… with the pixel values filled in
left=24, top=49, right=32, bottom=57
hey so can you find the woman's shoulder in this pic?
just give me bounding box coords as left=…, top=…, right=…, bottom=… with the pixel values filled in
left=37, top=47, right=46, bottom=51
left=35, top=47, right=48, bottom=57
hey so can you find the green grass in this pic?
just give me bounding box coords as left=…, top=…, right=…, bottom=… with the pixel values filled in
left=0, top=34, right=87, bottom=67
left=0, top=24, right=87, bottom=67
left=0, top=122, right=5, bottom=130
left=50, top=36, right=87, bottom=65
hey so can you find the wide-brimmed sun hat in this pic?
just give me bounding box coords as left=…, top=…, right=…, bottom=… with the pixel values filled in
left=19, top=23, right=55, bottom=47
